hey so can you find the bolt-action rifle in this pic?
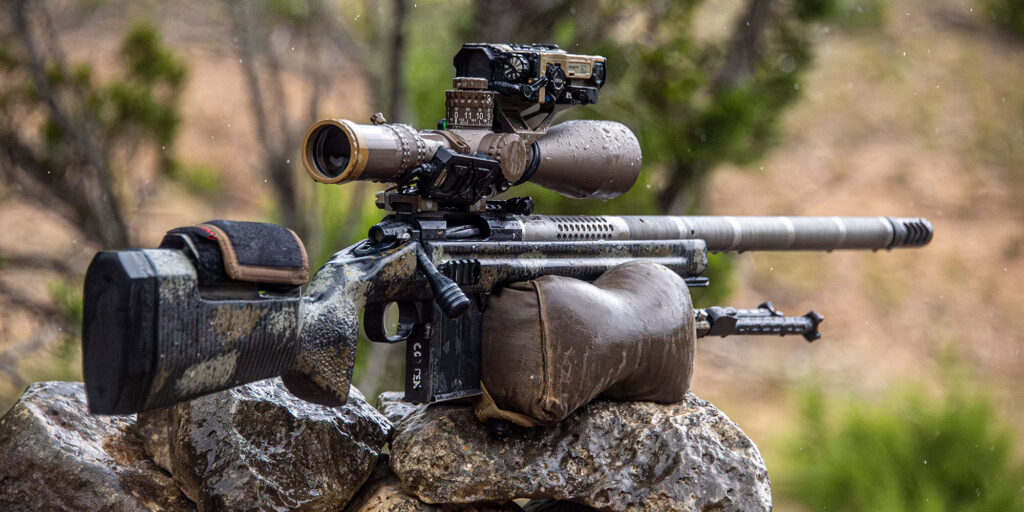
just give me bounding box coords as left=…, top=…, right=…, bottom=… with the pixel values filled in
left=81, top=43, right=932, bottom=414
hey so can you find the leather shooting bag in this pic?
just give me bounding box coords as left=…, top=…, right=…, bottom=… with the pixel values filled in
left=476, top=262, right=696, bottom=426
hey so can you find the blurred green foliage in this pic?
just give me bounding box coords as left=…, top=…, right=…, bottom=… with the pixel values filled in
left=404, top=0, right=474, bottom=127
left=47, top=280, right=83, bottom=335
left=597, top=0, right=840, bottom=213
left=28, top=279, right=87, bottom=385
left=22, top=337, right=82, bottom=385
left=311, top=183, right=387, bottom=268
left=827, top=0, right=890, bottom=30
left=166, top=162, right=223, bottom=198
left=985, top=0, right=1024, bottom=37
left=778, top=376, right=1024, bottom=511
left=0, top=15, right=192, bottom=248
left=36, top=21, right=187, bottom=176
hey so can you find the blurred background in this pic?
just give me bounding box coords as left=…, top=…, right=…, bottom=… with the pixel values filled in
left=1, top=0, right=1023, bottom=509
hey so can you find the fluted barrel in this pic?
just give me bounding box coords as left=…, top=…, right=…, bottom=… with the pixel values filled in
left=520, top=215, right=933, bottom=252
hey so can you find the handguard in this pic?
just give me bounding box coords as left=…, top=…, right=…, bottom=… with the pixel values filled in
left=82, top=221, right=307, bottom=414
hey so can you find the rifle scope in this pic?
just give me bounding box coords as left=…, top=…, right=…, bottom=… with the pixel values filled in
left=301, top=118, right=642, bottom=200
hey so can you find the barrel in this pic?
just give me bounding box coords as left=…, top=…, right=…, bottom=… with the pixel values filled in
left=519, top=215, right=933, bottom=251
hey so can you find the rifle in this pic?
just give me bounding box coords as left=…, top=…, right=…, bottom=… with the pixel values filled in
left=81, top=43, right=932, bottom=415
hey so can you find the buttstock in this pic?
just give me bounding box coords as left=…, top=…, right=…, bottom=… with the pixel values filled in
left=82, top=249, right=301, bottom=414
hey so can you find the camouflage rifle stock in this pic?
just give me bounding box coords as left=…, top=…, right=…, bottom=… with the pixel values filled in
left=81, top=43, right=932, bottom=415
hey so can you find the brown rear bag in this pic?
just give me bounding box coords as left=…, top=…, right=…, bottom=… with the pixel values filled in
left=475, top=262, right=696, bottom=426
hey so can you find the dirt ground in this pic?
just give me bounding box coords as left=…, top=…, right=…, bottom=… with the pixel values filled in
left=1, top=0, right=1022, bottom=489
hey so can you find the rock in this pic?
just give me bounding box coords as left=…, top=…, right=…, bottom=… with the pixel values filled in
left=135, top=406, right=173, bottom=473
left=521, top=501, right=595, bottom=512
left=138, top=379, right=391, bottom=512
left=377, top=391, right=422, bottom=427
left=344, top=455, right=523, bottom=512
left=390, top=392, right=770, bottom=512
left=0, top=381, right=194, bottom=511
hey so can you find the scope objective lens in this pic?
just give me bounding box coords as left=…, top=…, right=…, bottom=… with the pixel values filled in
left=312, top=125, right=351, bottom=179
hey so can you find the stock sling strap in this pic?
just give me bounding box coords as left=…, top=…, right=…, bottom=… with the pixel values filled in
left=476, top=262, right=696, bottom=426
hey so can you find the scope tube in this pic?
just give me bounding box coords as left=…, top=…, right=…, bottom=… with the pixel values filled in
left=302, top=119, right=447, bottom=183
left=519, top=215, right=934, bottom=251
left=527, top=120, right=642, bottom=199
left=301, top=118, right=643, bottom=200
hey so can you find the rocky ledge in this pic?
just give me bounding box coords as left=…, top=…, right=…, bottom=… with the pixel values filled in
left=385, top=392, right=771, bottom=512
left=0, top=381, right=193, bottom=511
left=0, top=383, right=770, bottom=511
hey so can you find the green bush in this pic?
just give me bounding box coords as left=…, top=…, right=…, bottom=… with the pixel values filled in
left=778, top=382, right=1024, bottom=511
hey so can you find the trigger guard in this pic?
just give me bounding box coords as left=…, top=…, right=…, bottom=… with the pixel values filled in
left=364, top=301, right=421, bottom=343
